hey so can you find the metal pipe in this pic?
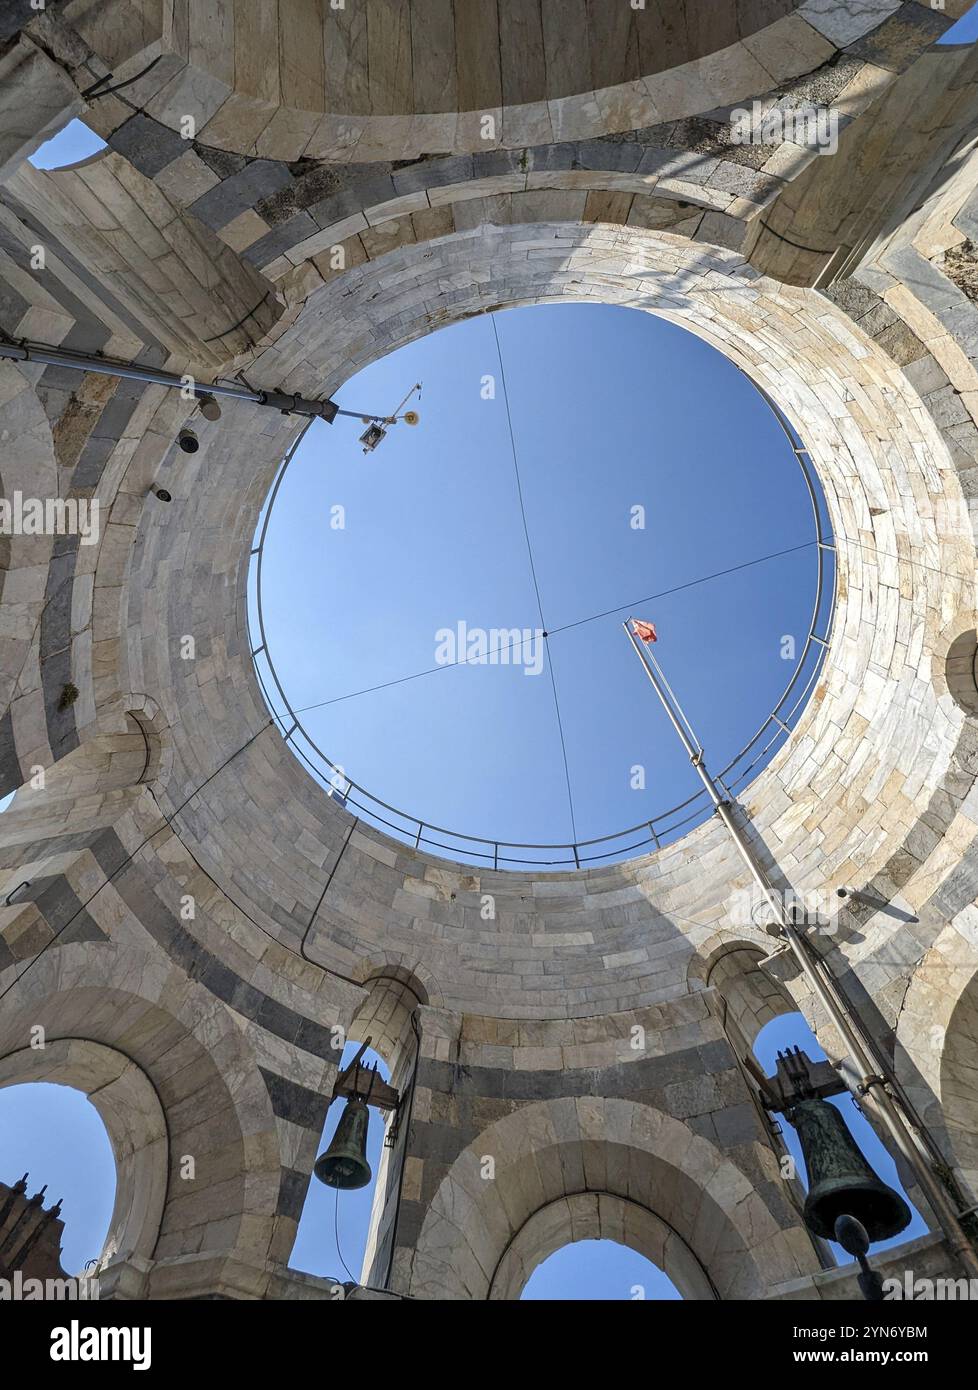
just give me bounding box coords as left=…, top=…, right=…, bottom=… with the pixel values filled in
left=0, top=337, right=396, bottom=423
left=624, top=620, right=978, bottom=1279
left=0, top=338, right=260, bottom=400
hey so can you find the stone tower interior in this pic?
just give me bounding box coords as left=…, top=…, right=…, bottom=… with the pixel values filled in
left=2, top=0, right=978, bottom=1313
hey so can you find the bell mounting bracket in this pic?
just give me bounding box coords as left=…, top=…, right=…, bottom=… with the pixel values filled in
left=331, top=1036, right=401, bottom=1116
left=761, top=1045, right=849, bottom=1114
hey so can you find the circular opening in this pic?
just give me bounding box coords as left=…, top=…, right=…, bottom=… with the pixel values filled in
left=250, top=303, right=835, bottom=868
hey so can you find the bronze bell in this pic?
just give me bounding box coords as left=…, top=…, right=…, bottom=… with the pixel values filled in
left=314, top=1096, right=372, bottom=1190
left=789, top=1096, right=912, bottom=1243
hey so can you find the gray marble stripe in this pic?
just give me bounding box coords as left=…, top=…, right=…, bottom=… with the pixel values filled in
left=89, top=828, right=342, bottom=1060
left=0, top=189, right=168, bottom=355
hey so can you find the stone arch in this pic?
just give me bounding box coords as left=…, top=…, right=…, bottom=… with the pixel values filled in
left=24, top=151, right=283, bottom=367
left=0, top=703, right=174, bottom=979
left=488, top=1191, right=717, bottom=1300
left=408, top=1097, right=815, bottom=1299
left=123, top=696, right=172, bottom=791
left=688, top=935, right=798, bottom=1053
left=66, top=1, right=951, bottom=165
left=240, top=172, right=758, bottom=289
left=0, top=941, right=285, bottom=1297
left=0, top=1038, right=167, bottom=1269
left=6, top=699, right=171, bottom=809
left=350, top=967, right=428, bottom=1072
left=0, top=699, right=173, bottom=941
left=933, top=617, right=978, bottom=718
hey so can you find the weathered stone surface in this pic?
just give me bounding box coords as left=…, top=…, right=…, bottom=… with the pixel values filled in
left=0, top=0, right=975, bottom=1306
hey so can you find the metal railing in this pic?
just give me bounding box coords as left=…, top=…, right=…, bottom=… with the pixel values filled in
left=248, top=381, right=836, bottom=871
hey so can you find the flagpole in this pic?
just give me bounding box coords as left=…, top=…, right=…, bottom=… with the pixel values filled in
left=623, top=618, right=978, bottom=1278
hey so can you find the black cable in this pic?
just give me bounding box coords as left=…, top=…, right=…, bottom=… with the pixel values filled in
left=202, top=292, right=275, bottom=344
left=294, top=660, right=459, bottom=712
left=756, top=218, right=833, bottom=258
left=299, top=815, right=359, bottom=963
left=333, top=1186, right=356, bottom=1283
left=544, top=648, right=578, bottom=842
left=491, top=313, right=548, bottom=625
left=81, top=55, right=163, bottom=101
left=154, top=800, right=369, bottom=991
left=551, top=539, right=818, bottom=635
left=0, top=722, right=275, bottom=1004
left=836, top=533, right=973, bottom=584
left=292, top=538, right=819, bottom=715
left=383, top=1008, right=422, bottom=1290
left=491, top=312, right=578, bottom=841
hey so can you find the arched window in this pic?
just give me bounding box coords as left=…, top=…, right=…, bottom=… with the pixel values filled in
left=0, top=1082, right=115, bottom=1275
left=753, top=1013, right=926, bottom=1260
left=28, top=119, right=107, bottom=171
left=480, top=1188, right=717, bottom=1300
left=289, top=1043, right=392, bottom=1286
left=289, top=971, right=424, bottom=1289
left=522, top=1240, right=681, bottom=1300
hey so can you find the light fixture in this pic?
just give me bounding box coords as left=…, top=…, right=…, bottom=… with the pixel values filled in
left=353, top=383, right=422, bottom=455
left=198, top=393, right=222, bottom=421
left=359, top=422, right=387, bottom=454
left=177, top=428, right=199, bottom=454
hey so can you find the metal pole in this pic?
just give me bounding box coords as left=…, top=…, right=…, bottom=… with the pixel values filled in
left=0, top=337, right=393, bottom=423
left=383, top=381, right=421, bottom=422
left=623, top=620, right=978, bottom=1279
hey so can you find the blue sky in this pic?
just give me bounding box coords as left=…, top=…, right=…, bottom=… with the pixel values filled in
left=0, top=1083, right=114, bottom=1274
left=28, top=121, right=106, bottom=169
left=940, top=3, right=978, bottom=42
left=253, top=302, right=832, bottom=864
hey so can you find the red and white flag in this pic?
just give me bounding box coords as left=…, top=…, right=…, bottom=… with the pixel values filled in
left=632, top=619, right=658, bottom=644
